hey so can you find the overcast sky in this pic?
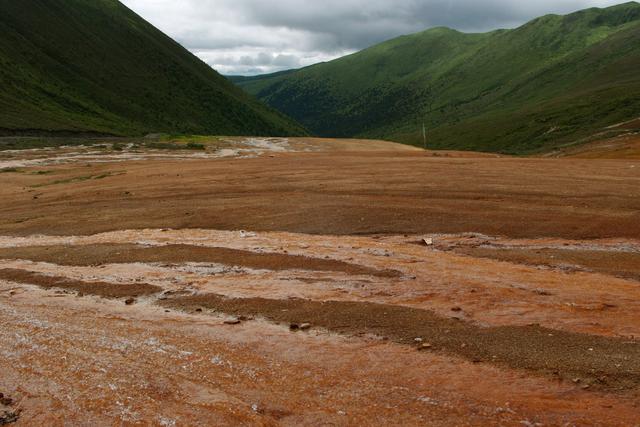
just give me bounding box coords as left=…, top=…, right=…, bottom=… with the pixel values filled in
left=121, top=0, right=625, bottom=75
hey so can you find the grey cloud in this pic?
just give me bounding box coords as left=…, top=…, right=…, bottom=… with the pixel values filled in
left=121, top=0, right=624, bottom=74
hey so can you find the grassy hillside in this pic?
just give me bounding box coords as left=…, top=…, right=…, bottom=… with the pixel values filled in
left=236, top=2, right=640, bottom=153
left=0, top=0, right=306, bottom=137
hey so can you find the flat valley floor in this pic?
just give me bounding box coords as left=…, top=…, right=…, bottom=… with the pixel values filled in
left=1, top=137, right=640, bottom=426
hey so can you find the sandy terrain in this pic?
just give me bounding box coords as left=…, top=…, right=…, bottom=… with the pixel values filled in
left=1, top=138, right=640, bottom=426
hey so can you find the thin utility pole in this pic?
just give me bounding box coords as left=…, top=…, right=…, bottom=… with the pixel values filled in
left=422, top=122, right=427, bottom=150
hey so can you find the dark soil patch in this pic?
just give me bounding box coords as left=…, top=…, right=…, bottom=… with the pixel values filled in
left=161, top=294, right=640, bottom=392
left=0, top=268, right=161, bottom=298
left=455, top=247, right=640, bottom=282
left=0, top=411, right=19, bottom=426
left=0, top=244, right=401, bottom=278
left=0, top=392, right=18, bottom=426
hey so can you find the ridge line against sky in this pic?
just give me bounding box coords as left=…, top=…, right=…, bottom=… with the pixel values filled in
left=121, top=0, right=626, bottom=76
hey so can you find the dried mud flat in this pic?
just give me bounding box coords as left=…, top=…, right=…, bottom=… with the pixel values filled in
left=1, top=139, right=640, bottom=426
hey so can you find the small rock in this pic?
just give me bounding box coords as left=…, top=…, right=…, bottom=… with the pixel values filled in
left=414, top=337, right=423, bottom=343
left=195, top=308, right=203, bottom=313
left=289, top=323, right=300, bottom=331
left=422, top=238, right=434, bottom=246
left=299, top=323, right=311, bottom=330
left=0, top=393, right=12, bottom=406
left=418, top=343, right=433, bottom=351
left=451, top=307, right=463, bottom=312
left=0, top=411, right=19, bottom=425
left=224, top=318, right=241, bottom=325
left=125, top=298, right=136, bottom=305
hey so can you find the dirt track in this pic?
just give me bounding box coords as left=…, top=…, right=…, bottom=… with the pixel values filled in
left=1, top=138, right=640, bottom=425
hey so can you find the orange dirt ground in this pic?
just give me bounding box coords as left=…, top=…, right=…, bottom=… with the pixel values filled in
left=1, top=137, right=640, bottom=426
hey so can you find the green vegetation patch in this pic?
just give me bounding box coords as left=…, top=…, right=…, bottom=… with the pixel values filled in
left=235, top=2, right=640, bottom=154
left=0, top=0, right=307, bottom=138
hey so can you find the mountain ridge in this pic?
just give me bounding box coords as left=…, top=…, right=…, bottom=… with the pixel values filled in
left=0, top=0, right=306, bottom=137
left=234, top=1, right=640, bottom=153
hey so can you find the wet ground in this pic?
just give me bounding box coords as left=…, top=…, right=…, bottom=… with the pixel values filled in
left=1, top=138, right=640, bottom=425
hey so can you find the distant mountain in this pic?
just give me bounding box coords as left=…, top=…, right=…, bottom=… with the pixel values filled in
left=0, top=0, right=306, bottom=137
left=235, top=2, right=640, bottom=153
left=227, top=69, right=298, bottom=85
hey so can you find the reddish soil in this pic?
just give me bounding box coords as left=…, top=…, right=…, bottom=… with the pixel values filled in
left=161, top=293, right=640, bottom=391
left=1, top=138, right=640, bottom=425
left=554, top=133, right=640, bottom=159
left=0, top=268, right=161, bottom=298
left=1, top=151, right=639, bottom=239
left=0, top=244, right=401, bottom=278
left=453, top=246, right=640, bottom=281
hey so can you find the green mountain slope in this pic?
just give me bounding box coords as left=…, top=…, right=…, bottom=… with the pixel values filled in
left=0, top=0, right=306, bottom=137
left=236, top=2, right=640, bottom=153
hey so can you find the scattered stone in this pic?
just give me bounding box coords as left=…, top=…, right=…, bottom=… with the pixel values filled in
left=224, top=318, right=241, bottom=325
left=422, top=238, right=434, bottom=246
left=299, top=323, right=311, bottom=330
left=414, top=337, right=423, bottom=343
left=0, top=394, right=12, bottom=406
left=125, top=298, right=136, bottom=305
left=0, top=411, right=19, bottom=425
left=418, top=343, right=433, bottom=351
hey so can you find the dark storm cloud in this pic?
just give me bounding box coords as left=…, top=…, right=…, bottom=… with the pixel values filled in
left=121, top=0, right=624, bottom=74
